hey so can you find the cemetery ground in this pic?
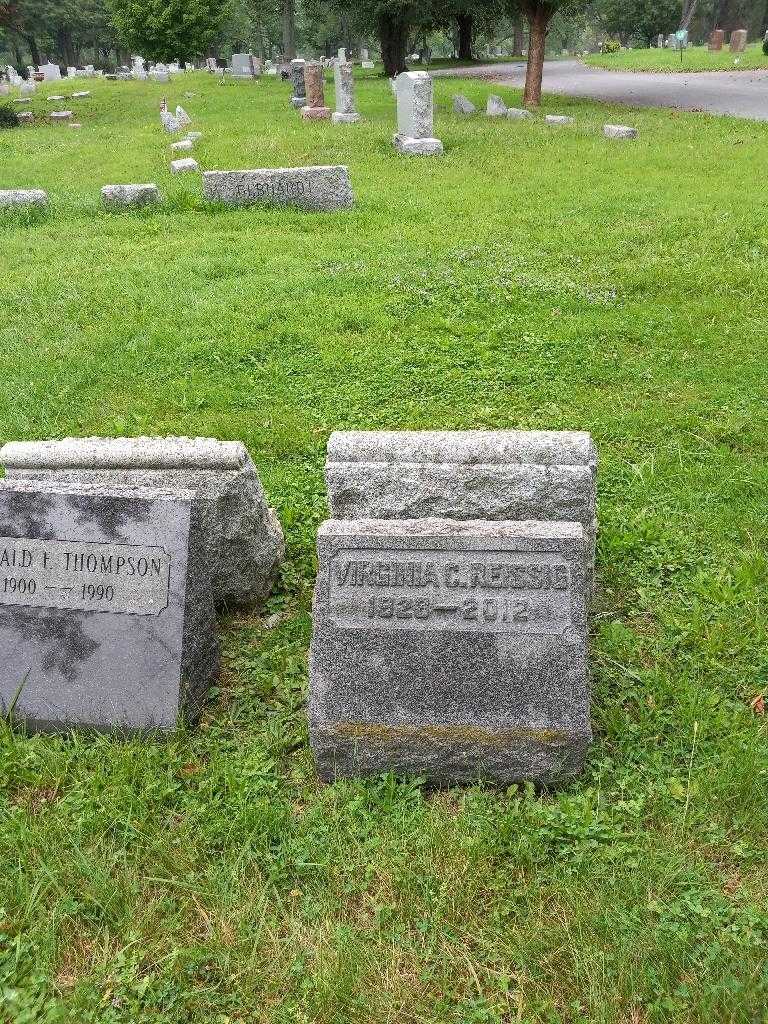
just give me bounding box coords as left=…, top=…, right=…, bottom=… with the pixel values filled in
left=585, top=42, right=768, bottom=73
left=1, top=70, right=767, bottom=1024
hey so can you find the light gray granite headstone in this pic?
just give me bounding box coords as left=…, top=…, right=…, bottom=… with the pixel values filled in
left=160, top=110, right=180, bottom=133
left=603, top=124, right=637, bottom=140
left=0, top=189, right=47, bottom=208
left=170, top=157, right=199, bottom=173
left=310, top=518, right=591, bottom=786
left=486, top=95, right=507, bottom=116
left=332, top=61, right=360, bottom=123
left=171, top=139, right=194, bottom=152
left=545, top=114, right=574, bottom=126
left=507, top=107, right=532, bottom=119
left=16, top=112, right=34, bottom=124
left=101, top=184, right=160, bottom=209
left=0, top=479, right=219, bottom=733
left=394, top=72, right=443, bottom=156
left=49, top=110, right=73, bottom=121
left=0, top=437, right=284, bottom=607
left=324, top=430, right=598, bottom=585
left=202, top=166, right=353, bottom=211
left=453, top=94, right=476, bottom=114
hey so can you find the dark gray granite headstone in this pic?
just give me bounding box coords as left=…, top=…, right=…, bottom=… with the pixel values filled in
left=309, top=518, right=590, bottom=786
left=0, top=480, right=218, bottom=733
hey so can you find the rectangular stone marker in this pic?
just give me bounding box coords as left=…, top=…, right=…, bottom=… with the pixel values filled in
left=0, top=189, right=47, bottom=207
left=301, top=61, right=331, bottom=120
left=729, top=28, right=747, bottom=53
left=709, top=29, right=724, bottom=50
left=0, top=480, right=219, bottom=733
left=604, top=123, right=637, bottom=139
left=332, top=61, right=360, bottom=123
left=290, top=58, right=306, bottom=107
left=325, top=429, right=598, bottom=583
left=202, top=165, right=353, bottom=211
left=394, top=71, right=443, bottom=155
left=101, top=184, right=160, bottom=209
left=310, top=519, right=590, bottom=786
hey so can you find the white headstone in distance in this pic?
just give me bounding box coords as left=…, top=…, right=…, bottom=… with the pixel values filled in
left=40, top=63, right=61, bottom=81
left=393, top=72, right=443, bottom=156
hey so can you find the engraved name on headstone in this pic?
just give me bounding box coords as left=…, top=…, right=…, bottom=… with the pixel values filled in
left=0, top=480, right=219, bottom=733
left=0, top=537, right=170, bottom=615
left=202, top=166, right=354, bottom=211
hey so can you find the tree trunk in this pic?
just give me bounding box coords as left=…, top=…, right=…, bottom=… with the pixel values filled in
left=523, top=4, right=551, bottom=107
left=377, top=10, right=410, bottom=77
left=513, top=15, right=525, bottom=55
left=281, top=0, right=296, bottom=60
left=457, top=12, right=474, bottom=61
left=23, top=34, right=41, bottom=66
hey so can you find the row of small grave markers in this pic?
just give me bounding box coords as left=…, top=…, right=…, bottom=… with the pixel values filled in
left=1, top=70, right=637, bottom=212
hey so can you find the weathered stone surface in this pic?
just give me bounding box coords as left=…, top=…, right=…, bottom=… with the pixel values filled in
left=708, top=28, right=724, bottom=50
left=202, top=165, right=354, bottom=211
left=71, top=90, right=90, bottom=97
left=0, top=479, right=219, bottom=733
left=16, top=112, right=34, bottom=124
left=170, top=157, right=199, bottom=173
left=47, top=94, right=65, bottom=101
left=545, top=114, right=574, bottom=126
left=175, top=105, right=191, bottom=126
left=333, top=61, right=359, bottom=122
left=49, top=110, right=73, bottom=121
left=160, top=110, right=180, bottom=133
left=101, top=184, right=160, bottom=209
left=729, top=28, right=747, bottom=52
left=507, top=107, right=532, bottom=119
left=0, top=189, right=47, bottom=207
left=310, top=518, right=591, bottom=786
left=331, top=112, right=360, bottom=124
left=171, top=139, right=193, bottom=152
left=453, top=94, right=476, bottom=114
left=603, top=123, right=637, bottom=139
left=486, top=95, right=507, bottom=116
left=0, top=436, right=284, bottom=607
left=290, top=58, right=306, bottom=104
left=303, top=61, right=326, bottom=108
left=301, top=105, right=331, bottom=120
left=395, top=71, right=436, bottom=140
left=393, top=135, right=444, bottom=156
left=13, top=97, right=32, bottom=103
left=69, top=123, right=82, bottom=129
left=325, top=430, right=598, bottom=583
left=186, top=131, right=202, bottom=141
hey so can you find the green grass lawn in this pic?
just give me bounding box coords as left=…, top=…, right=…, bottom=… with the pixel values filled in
left=1, top=71, right=767, bottom=1024
left=585, top=41, right=768, bottom=72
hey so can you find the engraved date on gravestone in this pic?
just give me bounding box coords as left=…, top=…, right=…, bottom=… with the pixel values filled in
left=0, top=537, right=171, bottom=615
left=328, top=548, right=574, bottom=633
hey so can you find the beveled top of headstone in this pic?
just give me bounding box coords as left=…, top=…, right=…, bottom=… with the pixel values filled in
left=318, top=516, right=584, bottom=543
left=1, top=436, right=248, bottom=471
left=327, top=430, right=596, bottom=467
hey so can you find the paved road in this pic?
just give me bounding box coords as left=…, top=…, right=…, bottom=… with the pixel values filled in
left=437, top=60, right=768, bottom=121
